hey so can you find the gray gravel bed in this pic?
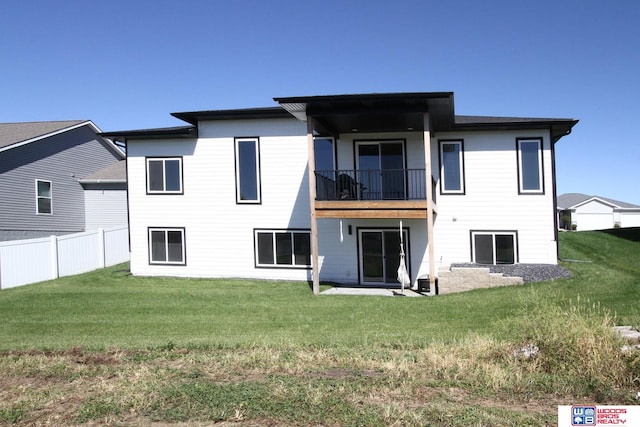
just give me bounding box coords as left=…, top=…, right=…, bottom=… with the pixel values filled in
left=450, top=263, right=572, bottom=283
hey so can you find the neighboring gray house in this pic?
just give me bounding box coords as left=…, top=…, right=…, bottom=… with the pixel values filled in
left=0, top=120, right=126, bottom=241
left=557, top=193, right=640, bottom=231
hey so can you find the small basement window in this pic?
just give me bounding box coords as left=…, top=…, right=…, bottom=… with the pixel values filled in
left=471, top=231, right=517, bottom=264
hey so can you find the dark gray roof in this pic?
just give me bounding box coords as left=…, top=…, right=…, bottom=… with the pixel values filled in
left=79, top=160, right=126, bottom=182
left=454, top=115, right=578, bottom=142
left=557, top=193, right=640, bottom=209
left=101, top=125, right=197, bottom=142
left=0, top=120, right=88, bottom=150
left=101, top=92, right=578, bottom=144
left=172, top=107, right=289, bottom=126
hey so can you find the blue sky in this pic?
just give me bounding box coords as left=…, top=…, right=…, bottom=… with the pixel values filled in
left=2, top=0, right=639, bottom=203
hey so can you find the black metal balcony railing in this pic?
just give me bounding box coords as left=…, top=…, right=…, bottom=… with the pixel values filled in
left=315, top=169, right=433, bottom=201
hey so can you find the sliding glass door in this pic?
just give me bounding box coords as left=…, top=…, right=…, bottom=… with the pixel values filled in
left=356, top=141, right=405, bottom=200
left=359, top=229, right=408, bottom=285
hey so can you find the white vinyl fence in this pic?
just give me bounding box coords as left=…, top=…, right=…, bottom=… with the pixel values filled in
left=0, top=226, right=129, bottom=289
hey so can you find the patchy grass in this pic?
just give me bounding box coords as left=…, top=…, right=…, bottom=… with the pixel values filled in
left=0, top=228, right=638, bottom=425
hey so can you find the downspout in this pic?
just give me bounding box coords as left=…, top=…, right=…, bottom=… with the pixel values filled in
left=124, top=138, right=132, bottom=255
left=550, top=132, right=560, bottom=262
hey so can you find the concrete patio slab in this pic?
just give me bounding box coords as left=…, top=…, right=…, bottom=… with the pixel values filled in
left=321, top=287, right=423, bottom=297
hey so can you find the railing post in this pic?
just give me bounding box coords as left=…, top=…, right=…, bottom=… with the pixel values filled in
left=97, top=228, right=105, bottom=269
left=50, top=235, right=59, bottom=280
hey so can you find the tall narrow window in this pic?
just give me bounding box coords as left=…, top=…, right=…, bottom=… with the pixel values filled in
left=471, top=231, right=517, bottom=264
left=314, top=137, right=335, bottom=172
left=146, top=157, right=183, bottom=194
left=517, top=138, right=544, bottom=194
left=314, top=137, right=336, bottom=200
left=36, top=180, right=52, bottom=214
left=235, top=138, right=261, bottom=203
left=439, top=140, right=465, bottom=194
left=148, top=227, right=186, bottom=265
left=254, top=229, right=311, bottom=268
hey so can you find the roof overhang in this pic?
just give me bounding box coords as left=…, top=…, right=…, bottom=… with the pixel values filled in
left=274, top=92, right=455, bottom=135
left=100, top=125, right=197, bottom=142
left=171, top=107, right=291, bottom=125
left=453, top=116, right=579, bottom=143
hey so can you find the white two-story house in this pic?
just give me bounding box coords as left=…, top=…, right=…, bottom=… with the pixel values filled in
left=103, top=92, right=577, bottom=294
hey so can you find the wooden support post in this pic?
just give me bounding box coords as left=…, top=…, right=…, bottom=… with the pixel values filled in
left=423, top=113, right=436, bottom=295
left=307, top=118, right=320, bottom=295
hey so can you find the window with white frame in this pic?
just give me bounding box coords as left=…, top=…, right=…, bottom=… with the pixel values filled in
left=36, top=179, right=52, bottom=214
left=148, top=227, right=186, bottom=265
left=517, top=138, right=544, bottom=194
left=146, top=157, right=183, bottom=194
left=439, top=140, right=465, bottom=194
left=254, top=229, right=311, bottom=268
left=471, top=231, right=517, bottom=264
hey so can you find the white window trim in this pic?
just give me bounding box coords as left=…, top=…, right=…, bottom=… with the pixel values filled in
left=254, top=229, right=311, bottom=269
left=35, top=179, right=53, bottom=215
left=235, top=137, right=262, bottom=204
left=146, top=157, right=183, bottom=194
left=517, top=138, right=544, bottom=194
left=439, top=140, right=465, bottom=194
left=148, top=227, right=186, bottom=265
left=470, top=231, right=518, bottom=265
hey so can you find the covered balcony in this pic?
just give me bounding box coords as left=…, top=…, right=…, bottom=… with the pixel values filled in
left=274, top=92, right=447, bottom=294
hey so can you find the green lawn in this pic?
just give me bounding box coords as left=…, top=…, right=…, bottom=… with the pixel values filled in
left=0, top=229, right=638, bottom=426
left=0, top=228, right=638, bottom=351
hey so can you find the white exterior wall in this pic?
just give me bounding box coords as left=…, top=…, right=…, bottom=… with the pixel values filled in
left=127, top=122, right=560, bottom=284
left=84, top=189, right=128, bottom=230
left=127, top=118, right=313, bottom=280
left=620, top=210, right=640, bottom=228
left=316, top=217, right=428, bottom=286
left=432, top=130, right=558, bottom=265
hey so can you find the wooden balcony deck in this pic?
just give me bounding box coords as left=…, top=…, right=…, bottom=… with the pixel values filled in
left=314, top=200, right=435, bottom=219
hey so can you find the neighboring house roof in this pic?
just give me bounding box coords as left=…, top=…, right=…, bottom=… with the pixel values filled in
left=557, top=193, right=640, bottom=210
left=0, top=120, right=124, bottom=158
left=78, top=160, right=126, bottom=184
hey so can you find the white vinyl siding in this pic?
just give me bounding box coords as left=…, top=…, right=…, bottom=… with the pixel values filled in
left=126, top=118, right=312, bottom=280
left=126, top=121, right=559, bottom=283
left=433, top=130, right=556, bottom=265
